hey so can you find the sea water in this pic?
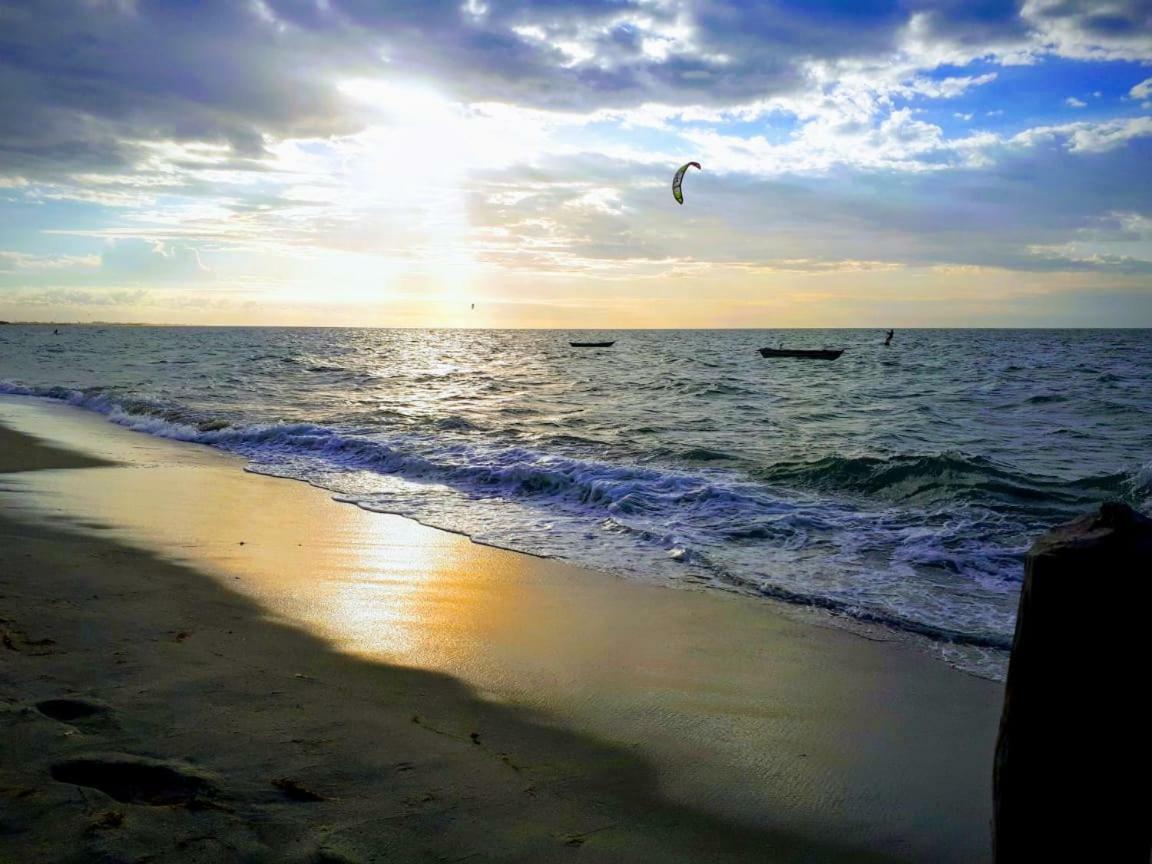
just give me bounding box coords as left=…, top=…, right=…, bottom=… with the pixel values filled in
left=3, top=326, right=1149, bottom=676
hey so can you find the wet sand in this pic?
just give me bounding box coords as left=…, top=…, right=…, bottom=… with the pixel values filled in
left=0, top=395, right=1003, bottom=862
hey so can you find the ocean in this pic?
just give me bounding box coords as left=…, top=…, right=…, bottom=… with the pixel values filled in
left=2, top=325, right=1149, bottom=676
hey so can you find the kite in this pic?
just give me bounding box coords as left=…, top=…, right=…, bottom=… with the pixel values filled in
left=672, top=161, right=701, bottom=205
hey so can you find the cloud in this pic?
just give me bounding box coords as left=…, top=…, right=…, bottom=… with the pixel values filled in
left=1021, top=0, right=1152, bottom=61
left=14, top=287, right=149, bottom=307
left=1026, top=246, right=1152, bottom=273
left=0, top=0, right=376, bottom=180
left=100, top=239, right=213, bottom=282
left=1, top=0, right=1151, bottom=325
left=1012, top=115, right=1152, bottom=152
left=902, top=0, right=1030, bottom=52
left=904, top=0, right=1152, bottom=64
left=5, top=0, right=1151, bottom=186
left=0, top=251, right=99, bottom=271
left=0, top=239, right=211, bottom=290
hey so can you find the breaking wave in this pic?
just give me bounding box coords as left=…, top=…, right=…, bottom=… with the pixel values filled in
left=755, top=453, right=1141, bottom=510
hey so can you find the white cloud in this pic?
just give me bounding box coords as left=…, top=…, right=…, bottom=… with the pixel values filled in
left=1112, top=211, right=1152, bottom=237
left=14, top=288, right=150, bottom=307
left=1027, top=244, right=1152, bottom=271
left=1013, top=116, right=1152, bottom=153
left=0, top=251, right=100, bottom=271
left=1065, top=97, right=1087, bottom=108
left=902, top=73, right=998, bottom=101
left=1131, top=77, right=1152, bottom=100
left=564, top=188, right=627, bottom=215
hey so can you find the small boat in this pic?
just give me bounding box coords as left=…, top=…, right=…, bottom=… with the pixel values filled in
left=759, top=347, right=843, bottom=360
left=570, top=341, right=615, bottom=348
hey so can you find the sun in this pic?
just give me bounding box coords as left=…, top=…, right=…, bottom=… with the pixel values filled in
left=334, top=80, right=504, bottom=311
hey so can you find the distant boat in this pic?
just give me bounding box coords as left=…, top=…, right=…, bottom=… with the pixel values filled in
left=570, top=341, right=615, bottom=348
left=759, top=347, right=844, bottom=360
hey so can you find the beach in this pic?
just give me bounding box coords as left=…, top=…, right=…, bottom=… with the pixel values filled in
left=0, top=394, right=1003, bottom=862
left=4, top=0, right=1150, bottom=856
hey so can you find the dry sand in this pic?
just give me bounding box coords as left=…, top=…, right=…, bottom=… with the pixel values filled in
left=0, top=396, right=1003, bottom=862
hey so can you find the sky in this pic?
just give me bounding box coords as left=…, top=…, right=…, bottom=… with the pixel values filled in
left=1, top=0, right=1150, bottom=327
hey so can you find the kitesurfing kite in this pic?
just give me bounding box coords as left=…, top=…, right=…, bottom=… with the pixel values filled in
left=672, top=161, right=701, bottom=205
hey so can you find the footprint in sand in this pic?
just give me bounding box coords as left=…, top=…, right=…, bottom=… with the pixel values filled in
left=51, top=755, right=218, bottom=807
left=35, top=697, right=112, bottom=728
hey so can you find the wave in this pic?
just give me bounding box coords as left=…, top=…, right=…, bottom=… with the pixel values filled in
left=1, top=380, right=759, bottom=516
left=4, top=378, right=1144, bottom=660
left=7, top=377, right=1147, bottom=527
left=678, top=446, right=736, bottom=463
left=433, top=416, right=482, bottom=432
left=1126, top=461, right=1152, bottom=500
left=755, top=452, right=1138, bottom=510
left=595, top=515, right=1015, bottom=649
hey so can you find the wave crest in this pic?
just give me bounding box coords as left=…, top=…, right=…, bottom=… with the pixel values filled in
left=755, top=452, right=1133, bottom=509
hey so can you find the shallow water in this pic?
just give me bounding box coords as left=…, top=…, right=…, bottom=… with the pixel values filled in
left=2, top=325, right=1149, bottom=675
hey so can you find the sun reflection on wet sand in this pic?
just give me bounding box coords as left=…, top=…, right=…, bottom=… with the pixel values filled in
left=0, top=397, right=675, bottom=700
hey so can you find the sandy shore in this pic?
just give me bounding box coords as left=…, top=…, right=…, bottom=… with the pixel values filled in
left=0, top=396, right=1003, bottom=862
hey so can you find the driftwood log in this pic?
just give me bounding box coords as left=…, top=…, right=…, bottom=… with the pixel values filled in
left=994, top=502, right=1152, bottom=862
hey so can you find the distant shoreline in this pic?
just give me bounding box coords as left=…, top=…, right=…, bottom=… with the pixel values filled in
left=3, top=321, right=1151, bottom=330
